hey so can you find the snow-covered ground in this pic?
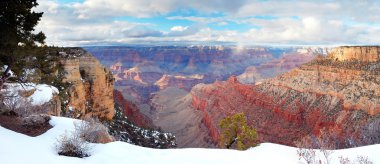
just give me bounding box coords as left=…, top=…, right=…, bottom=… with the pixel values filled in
left=2, top=83, right=59, bottom=105
left=0, top=116, right=379, bottom=164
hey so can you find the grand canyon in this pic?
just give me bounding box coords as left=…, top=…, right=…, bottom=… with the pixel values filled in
left=86, top=45, right=380, bottom=148
left=2, top=1, right=380, bottom=163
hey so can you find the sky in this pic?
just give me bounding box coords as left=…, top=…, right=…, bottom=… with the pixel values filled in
left=35, top=0, right=380, bottom=46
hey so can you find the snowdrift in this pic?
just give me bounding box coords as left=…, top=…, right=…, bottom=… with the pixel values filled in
left=0, top=116, right=379, bottom=164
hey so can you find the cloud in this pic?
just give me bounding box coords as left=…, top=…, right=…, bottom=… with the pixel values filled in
left=167, top=25, right=202, bottom=37
left=123, top=27, right=163, bottom=38
left=70, top=0, right=249, bottom=19
left=35, top=0, right=380, bottom=46
left=170, top=26, right=188, bottom=32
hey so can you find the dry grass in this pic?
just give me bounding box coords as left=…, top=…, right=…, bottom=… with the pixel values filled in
left=55, top=131, right=91, bottom=158
left=74, top=117, right=114, bottom=143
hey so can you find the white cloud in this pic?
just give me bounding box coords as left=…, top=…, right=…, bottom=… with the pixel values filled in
left=62, top=0, right=248, bottom=19
left=170, top=26, right=188, bottom=32
left=35, top=0, right=380, bottom=46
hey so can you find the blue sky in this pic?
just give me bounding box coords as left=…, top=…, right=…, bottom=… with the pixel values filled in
left=36, top=0, right=380, bottom=46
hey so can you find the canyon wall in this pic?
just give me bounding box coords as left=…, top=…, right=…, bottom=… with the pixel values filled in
left=113, top=90, right=153, bottom=128
left=60, top=49, right=114, bottom=120
left=328, top=46, right=380, bottom=62
left=189, top=46, right=380, bottom=148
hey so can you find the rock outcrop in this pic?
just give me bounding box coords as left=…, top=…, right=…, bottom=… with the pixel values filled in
left=60, top=48, right=114, bottom=120
left=328, top=46, right=380, bottom=62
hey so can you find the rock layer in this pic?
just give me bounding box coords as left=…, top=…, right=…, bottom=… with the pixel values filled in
left=189, top=46, right=380, bottom=148
left=328, top=46, right=380, bottom=62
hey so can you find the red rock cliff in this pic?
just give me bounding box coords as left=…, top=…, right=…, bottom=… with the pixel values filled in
left=113, top=89, right=153, bottom=128
left=190, top=46, right=380, bottom=148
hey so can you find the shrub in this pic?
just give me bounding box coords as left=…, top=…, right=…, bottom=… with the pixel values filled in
left=295, top=136, right=318, bottom=164
left=55, top=131, right=91, bottom=158
left=55, top=117, right=114, bottom=158
left=356, top=156, right=373, bottom=164
left=0, top=91, right=48, bottom=117
left=74, top=117, right=114, bottom=144
left=219, top=113, right=259, bottom=150
left=22, top=114, right=51, bottom=127
left=295, top=129, right=374, bottom=164
left=339, top=156, right=373, bottom=164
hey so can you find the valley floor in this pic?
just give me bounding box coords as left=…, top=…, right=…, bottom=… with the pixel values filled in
left=0, top=116, right=379, bottom=164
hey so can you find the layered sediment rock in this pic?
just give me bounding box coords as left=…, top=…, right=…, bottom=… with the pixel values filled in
left=328, top=46, right=380, bottom=62
left=189, top=46, right=380, bottom=148
left=60, top=49, right=114, bottom=120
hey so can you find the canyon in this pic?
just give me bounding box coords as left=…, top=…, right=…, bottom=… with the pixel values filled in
left=190, top=46, right=380, bottom=148
left=87, top=46, right=328, bottom=147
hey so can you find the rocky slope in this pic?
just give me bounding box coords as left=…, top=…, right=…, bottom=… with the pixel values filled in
left=113, top=90, right=153, bottom=128
left=148, top=87, right=215, bottom=147
left=59, top=48, right=115, bottom=120
left=104, top=101, right=177, bottom=148
left=189, top=46, right=380, bottom=148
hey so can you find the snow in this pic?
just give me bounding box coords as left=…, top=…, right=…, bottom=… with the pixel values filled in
left=30, top=84, right=59, bottom=105
left=0, top=116, right=379, bottom=164
left=1, top=65, right=15, bottom=77
left=1, top=83, right=59, bottom=105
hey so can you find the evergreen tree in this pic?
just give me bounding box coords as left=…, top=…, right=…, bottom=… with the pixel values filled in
left=219, top=113, right=259, bottom=150
left=0, top=0, right=45, bottom=88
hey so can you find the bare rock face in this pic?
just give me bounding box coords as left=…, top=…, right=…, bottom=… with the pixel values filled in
left=328, top=46, right=380, bottom=62
left=61, top=49, right=114, bottom=120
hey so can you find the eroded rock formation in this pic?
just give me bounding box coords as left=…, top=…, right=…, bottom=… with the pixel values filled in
left=328, top=46, right=380, bottom=62
left=189, top=46, right=380, bottom=148
left=60, top=49, right=114, bottom=120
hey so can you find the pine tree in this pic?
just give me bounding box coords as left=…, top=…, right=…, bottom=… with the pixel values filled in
left=0, top=0, right=45, bottom=88
left=219, top=112, right=259, bottom=150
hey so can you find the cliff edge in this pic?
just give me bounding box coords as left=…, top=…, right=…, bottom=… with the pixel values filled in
left=328, top=46, right=380, bottom=62
left=60, top=48, right=114, bottom=120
